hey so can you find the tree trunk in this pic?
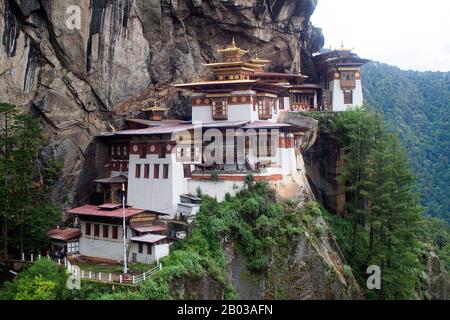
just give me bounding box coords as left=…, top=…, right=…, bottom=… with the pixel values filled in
left=2, top=217, right=7, bottom=260
left=20, top=210, right=24, bottom=256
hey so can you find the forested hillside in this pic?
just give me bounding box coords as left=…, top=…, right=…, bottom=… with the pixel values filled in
left=362, top=62, right=450, bottom=222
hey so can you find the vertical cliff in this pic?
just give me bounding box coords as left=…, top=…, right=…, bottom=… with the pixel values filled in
left=0, top=0, right=324, bottom=208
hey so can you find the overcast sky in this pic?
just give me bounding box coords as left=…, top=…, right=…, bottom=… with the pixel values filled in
left=311, top=0, right=450, bottom=72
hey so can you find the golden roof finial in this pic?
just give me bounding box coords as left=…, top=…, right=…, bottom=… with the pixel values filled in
left=231, top=37, right=237, bottom=48
left=218, top=37, right=249, bottom=55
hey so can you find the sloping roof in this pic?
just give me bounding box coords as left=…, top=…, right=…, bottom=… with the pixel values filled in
left=99, top=123, right=195, bottom=137
left=126, top=119, right=188, bottom=127
left=173, top=80, right=258, bottom=88
left=130, top=234, right=167, bottom=244
left=241, top=121, right=293, bottom=129
left=253, top=72, right=306, bottom=79
left=201, top=121, right=249, bottom=128
left=94, top=175, right=128, bottom=184
left=97, top=203, right=122, bottom=209
left=67, top=205, right=146, bottom=219
left=132, top=225, right=167, bottom=233
left=47, top=228, right=81, bottom=241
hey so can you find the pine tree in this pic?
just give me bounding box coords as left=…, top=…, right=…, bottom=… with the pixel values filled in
left=0, top=103, right=57, bottom=259
left=333, top=107, right=423, bottom=299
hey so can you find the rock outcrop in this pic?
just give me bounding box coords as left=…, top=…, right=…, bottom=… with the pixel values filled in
left=426, top=252, right=450, bottom=300
left=224, top=214, right=362, bottom=300
left=0, top=0, right=324, bottom=208
left=304, top=128, right=346, bottom=215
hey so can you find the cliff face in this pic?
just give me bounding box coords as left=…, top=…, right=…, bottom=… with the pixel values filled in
left=0, top=0, right=324, bottom=208
left=304, top=128, right=346, bottom=215
left=224, top=216, right=363, bottom=300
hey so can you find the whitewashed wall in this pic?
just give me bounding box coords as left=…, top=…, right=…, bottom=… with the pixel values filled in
left=78, top=221, right=132, bottom=261
left=127, top=153, right=188, bottom=219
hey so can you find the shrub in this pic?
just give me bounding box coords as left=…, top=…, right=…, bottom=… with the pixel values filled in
left=0, top=259, right=68, bottom=300
left=314, top=224, right=325, bottom=238
left=343, top=265, right=353, bottom=278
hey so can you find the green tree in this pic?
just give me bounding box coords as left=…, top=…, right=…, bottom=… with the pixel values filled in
left=0, top=259, right=68, bottom=300
left=332, top=108, right=423, bottom=299
left=0, top=103, right=61, bottom=258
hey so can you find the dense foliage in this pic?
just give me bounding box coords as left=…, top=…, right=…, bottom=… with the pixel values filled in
left=362, top=62, right=450, bottom=222
left=0, top=104, right=62, bottom=260
left=309, top=108, right=449, bottom=299
left=0, top=259, right=69, bottom=300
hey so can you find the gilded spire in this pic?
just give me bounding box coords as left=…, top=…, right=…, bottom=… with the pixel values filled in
left=218, top=37, right=249, bottom=55
left=231, top=37, right=237, bottom=48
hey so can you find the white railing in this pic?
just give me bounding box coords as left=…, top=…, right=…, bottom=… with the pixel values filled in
left=12, top=253, right=162, bottom=286
left=132, top=263, right=162, bottom=285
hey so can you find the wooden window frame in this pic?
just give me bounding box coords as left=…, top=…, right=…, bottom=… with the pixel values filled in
left=344, top=91, right=353, bottom=104
left=341, top=71, right=356, bottom=88
left=135, top=164, right=141, bottom=179
left=183, top=164, right=192, bottom=178
left=163, top=164, right=169, bottom=179
left=146, top=244, right=152, bottom=255
left=139, top=144, right=146, bottom=159
left=159, top=144, right=166, bottom=159
left=112, top=226, right=118, bottom=239
left=85, top=223, right=91, bottom=236
left=144, top=164, right=150, bottom=179
left=153, top=164, right=160, bottom=179
left=138, top=243, right=143, bottom=254
left=212, top=98, right=228, bottom=120
left=103, top=225, right=109, bottom=238
left=258, top=98, right=272, bottom=120
left=94, top=224, right=100, bottom=237
left=279, top=98, right=285, bottom=110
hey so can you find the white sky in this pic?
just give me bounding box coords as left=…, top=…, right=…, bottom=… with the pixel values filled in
left=311, top=0, right=450, bottom=72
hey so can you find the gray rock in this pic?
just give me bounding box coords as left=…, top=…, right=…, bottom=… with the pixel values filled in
left=0, top=0, right=323, bottom=209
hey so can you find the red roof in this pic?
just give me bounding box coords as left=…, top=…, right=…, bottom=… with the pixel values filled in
left=66, top=205, right=146, bottom=218
left=47, top=228, right=81, bottom=241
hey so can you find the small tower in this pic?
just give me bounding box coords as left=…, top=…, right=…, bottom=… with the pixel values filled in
left=217, top=37, right=249, bottom=62
left=142, top=102, right=167, bottom=121
left=313, top=43, right=370, bottom=112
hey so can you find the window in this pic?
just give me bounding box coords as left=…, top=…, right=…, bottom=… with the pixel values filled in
left=344, top=91, right=353, bottom=104
left=163, top=164, right=169, bottom=179
left=147, top=244, right=152, bottom=255
left=85, top=223, right=91, bottom=236
left=135, top=164, right=141, bottom=178
left=139, top=144, right=146, bottom=159
left=67, top=242, right=79, bottom=254
left=257, top=131, right=274, bottom=157
left=94, top=224, right=100, bottom=237
left=138, top=243, right=143, bottom=254
left=341, top=72, right=356, bottom=88
left=258, top=98, right=273, bottom=120
left=112, top=226, right=118, bottom=239
left=279, top=98, right=285, bottom=110
left=153, top=164, right=160, bottom=179
left=144, top=164, right=150, bottom=179
left=103, top=225, right=109, bottom=238
left=183, top=164, right=192, bottom=178
left=158, top=144, right=166, bottom=158
left=212, top=98, right=228, bottom=120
